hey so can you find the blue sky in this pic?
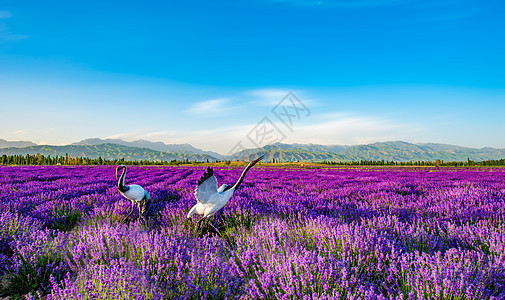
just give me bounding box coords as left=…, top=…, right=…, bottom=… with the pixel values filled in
left=0, top=0, right=504, bottom=153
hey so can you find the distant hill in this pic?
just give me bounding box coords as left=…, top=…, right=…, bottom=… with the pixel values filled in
left=2, top=138, right=505, bottom=163
left=72, top=138, right=223, bottom=159
left=0, top=143, right=218, bottom=162
left=275, top=143, right=349, bottom=153
left=230, top=143, right=350, bottom=162
left=339, top=141, right=505, bottom=162
left=0, top=139, right=37, bottom=149
left=230, top=141, right=505, bottom=162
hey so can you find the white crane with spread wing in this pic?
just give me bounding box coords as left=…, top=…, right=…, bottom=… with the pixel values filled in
left=187, top=155, right=264, bottom=226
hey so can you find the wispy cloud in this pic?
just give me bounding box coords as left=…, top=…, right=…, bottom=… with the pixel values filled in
left=269, top=0, right=325, bottom=7
left=268, top=0, right=469, bottom=9
left=109, top=109, right=421, bottom=154
left=434, top=8, right=479, bottom=21
left=220, top=110, right=422, bottom=152
left=0, top=11, right=28, bottom=44
left=247, top=88, right=318, bottom=110
left=11, top=129, right=27, bottom=135
left=102, top=88, right=423, bottom=153
left=0, top=11, right=13, bottom=19
left=288, top=112, right=423, bottom=145
left=187, top=98, right=234, bottom=116
left=104, top=126, right=251, bottom=153
left=107, top=130, right=178, bottom=142
left=269, top=0, right=409, bottom=8
left=248, top=89, right=292, bottom=106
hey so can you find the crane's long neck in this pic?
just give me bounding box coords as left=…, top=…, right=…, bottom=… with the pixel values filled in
left=231, top=163, right=253, bottom=190
left=118, top=168, right=128, bottom=192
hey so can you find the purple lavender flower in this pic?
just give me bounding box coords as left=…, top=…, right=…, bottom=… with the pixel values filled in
left=0, top=165, right=504, bottom=299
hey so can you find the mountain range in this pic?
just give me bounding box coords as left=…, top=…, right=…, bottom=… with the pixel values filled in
left=233, top=141, right=505, bottom=162
left=72, top=138, right=223, bottom=159
left=1, top=138, right=505, bottom=162
left=0, top=142, right=216, bottom=162
left=0, top=139, right=37, bottom=149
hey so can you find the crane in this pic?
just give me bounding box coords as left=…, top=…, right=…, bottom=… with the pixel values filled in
left=187, top=155, right=264, bottom=229
left=116, top=164, right=151, bottom=221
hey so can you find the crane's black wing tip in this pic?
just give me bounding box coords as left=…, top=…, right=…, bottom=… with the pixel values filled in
left=197, top=167, right=214, bottom=186
left=222, top=185, right=234, bottom=192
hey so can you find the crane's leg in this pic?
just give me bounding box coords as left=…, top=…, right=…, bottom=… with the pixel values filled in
left=138, top=202, right=148, bottom=225
left=140, top=198, right=150, bottom=216
left=125, top=202, right=135, bottom=221
left=209, top=221, right=220, bottom=234
left=195, top=216, right=206, bottom=232
left=197, top=216, right=204, bottom=227
left=209, top=215, right=222, bottom=234
left=138, top=199, right=144, bottom=215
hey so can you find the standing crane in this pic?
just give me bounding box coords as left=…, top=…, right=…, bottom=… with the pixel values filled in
left=187, top=155, right=264, bottom=228
left=116, top=164, right=151, bottom=221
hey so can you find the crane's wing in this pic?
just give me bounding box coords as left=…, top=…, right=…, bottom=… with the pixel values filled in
left=194, top=167, right=218, bottom=204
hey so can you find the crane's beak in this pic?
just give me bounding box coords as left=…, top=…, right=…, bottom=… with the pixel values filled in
left=251, top=154, right=265, bottom=165
left=116, top=166, right=120, bottom=178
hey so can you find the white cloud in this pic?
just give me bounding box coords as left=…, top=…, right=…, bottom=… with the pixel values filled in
left=104, top=126, right=251, bottom=154
left=269, top=0, right=410, bottom=7
left=247, top=88, right=316, bottom=108
left=248, top=89, right=291, bottom=106
left=187, top=98, right=233, bottom=116
left=142, top=131, right=178, bottom=140
left=104, top=110, right=421, bottom=155
left=105, top=129, right=177, bottom=142
left=0, top=11, right=12, bottom=19
left=287, top=113, right=423, bottom=145
left=0, top=11, right=28, bottom=44
left=12, top=129, right=27, bottom=135
left=268, top=0, right=472, bottom=9
left=434, top=9, right=479, bottom=21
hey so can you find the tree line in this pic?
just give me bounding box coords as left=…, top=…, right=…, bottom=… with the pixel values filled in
left=320, top=158, right=505, bottom=167
left=0, top=154, right=198, bottom=166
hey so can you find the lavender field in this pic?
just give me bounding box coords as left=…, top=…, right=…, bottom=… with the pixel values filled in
left=0, top=165, right=504, bottom=299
